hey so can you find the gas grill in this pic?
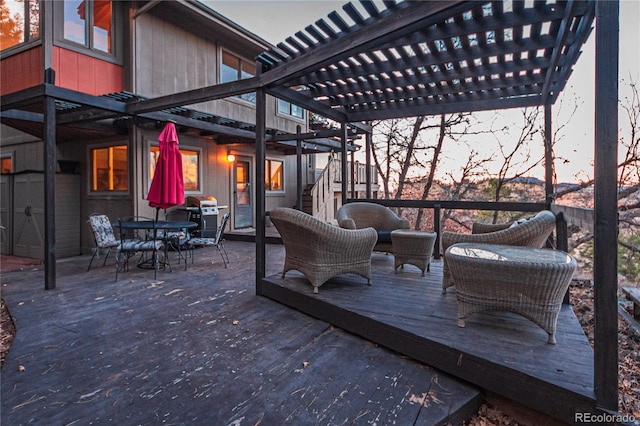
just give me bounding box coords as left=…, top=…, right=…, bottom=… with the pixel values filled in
left=186, top=196, right=226, bottom=238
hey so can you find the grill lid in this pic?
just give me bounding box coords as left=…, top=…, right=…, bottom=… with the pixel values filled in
left=186, top=195, right=217, bottom=208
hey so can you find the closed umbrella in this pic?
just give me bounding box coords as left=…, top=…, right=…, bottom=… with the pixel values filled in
left=147, top=121, right=185, bottom=220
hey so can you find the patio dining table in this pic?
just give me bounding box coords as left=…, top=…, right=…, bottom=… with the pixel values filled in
left=114, top=220, right=197, bottom=271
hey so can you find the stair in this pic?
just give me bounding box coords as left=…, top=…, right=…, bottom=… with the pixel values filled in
left=301, top=184, right=314, bottom=215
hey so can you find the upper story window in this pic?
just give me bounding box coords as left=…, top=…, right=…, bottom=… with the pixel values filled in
left=221, top=50, right=255, bottom=103
left=63, top=0, right=112, bottom=54
left=277, top=99, right=304, bottom=119
left=149, top=145, right=200, bottom=192
left=90, top=144, right=128, bottom=192
left=0, top=0, right=40, bottom=51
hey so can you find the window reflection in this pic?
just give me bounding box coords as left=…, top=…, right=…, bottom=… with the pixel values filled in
left=221, top=50, right=255, bottom=103
left=266, top=159, right=283, bottom=191
left=91, top=145, right=128, bottom=192
left=149, top=146, right=199, bottom=192
left=63, top=0, right=112, bottom=53
left=0, top=0, right=40, bottom=50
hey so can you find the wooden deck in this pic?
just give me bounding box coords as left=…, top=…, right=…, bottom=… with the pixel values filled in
left=1, top=242, right=484, bottom=425
left=261, top=251, right=597, bottom=425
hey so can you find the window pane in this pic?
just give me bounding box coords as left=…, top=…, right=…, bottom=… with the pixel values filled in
left=266, top=160, right=283, bottom=191
left=181, top=149, right=199, bottom=191
left=270, top=160, right=283, bottom=190
left=1, top=1, right=25, bottom=49
left=1, top=157, right=13, bottom=174
left=91, top=145, right=128, bottom=192
left=221, top=51, right=239, bottom=83
left=112, top=145, right=128, bottom=190
left=291, top=103, right=303, bottom=118
left=241, top=61, right=255, bottom=78
left=64, top=0, right=86, bottom=46
left=149, top=146, right=199, bottom=192
left=93, top=0, right=111, bottom=53
left=277, top=99, right=289, bottom=114
left=28, top=0, right=39, bottom=39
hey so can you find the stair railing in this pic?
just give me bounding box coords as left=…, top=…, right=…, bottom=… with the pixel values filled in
left=307, top=153, right=336, bottom=223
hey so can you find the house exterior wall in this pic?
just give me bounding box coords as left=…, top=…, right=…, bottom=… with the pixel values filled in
left=0, top=46, right=43, bottom=95
left=132, top=12, right=306, bottom=134
left=52, top=47, right=124, bottom=95
left=1, top=1, right=313, bottom=258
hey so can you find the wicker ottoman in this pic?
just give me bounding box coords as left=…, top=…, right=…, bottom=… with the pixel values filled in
left=390, top=230, right=437, bottom=276
left=445, top=243, right=576, bottom=344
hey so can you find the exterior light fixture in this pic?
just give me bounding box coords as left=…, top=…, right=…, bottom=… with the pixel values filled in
left=226, top=151, right=236, bottom=163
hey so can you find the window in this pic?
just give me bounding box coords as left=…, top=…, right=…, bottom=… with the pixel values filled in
left=265, top=159, right=283, bottom=191
left=149, top=145, right=200, bottom=192
left=90, top=145, right=127, bottom=192
left=1, top=156, right=13, bottom=174
left=63, top=0, right=112, bottom=54
left=0, top=0, right=40, bottom=51
left=221, top=50, right=256, bottom=103
left=277, top=99, right=304, bottom=119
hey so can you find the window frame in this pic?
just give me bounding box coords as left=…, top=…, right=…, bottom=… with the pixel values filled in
left=147, top=141, right=202, bottom=195
left=265, top=158, right=285, bottom=193
left=219, top=48, right=256, bottom=105
left=87, top=142, right=129, bottom=195
left=276, top=98, right=305, bottom=121
left=54, top=0, right=122, bottom=64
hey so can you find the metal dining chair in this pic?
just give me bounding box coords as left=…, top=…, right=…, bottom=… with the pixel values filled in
left=87, top=214, right=120, bottom=271
left=186, top=213, right=230, bottom=268
left=114, top=216, right=164, bottom=281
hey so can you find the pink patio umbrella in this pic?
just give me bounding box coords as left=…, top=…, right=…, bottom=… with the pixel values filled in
left=147, top=121, right=185, bottom=221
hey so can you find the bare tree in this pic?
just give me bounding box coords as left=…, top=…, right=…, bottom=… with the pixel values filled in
left=486, top=107, right=543, bottom=223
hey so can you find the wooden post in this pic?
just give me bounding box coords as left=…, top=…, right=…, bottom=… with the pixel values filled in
left=350, top=150, right=355, bottom=199
left=556, top=213, right=570, bottom=304
left=433, top=204, right=441, bottom=259
left=296, top=125, right=303, bottom=211
left=341, top=123, right=348, bottom=206
left=365, top=125, right=372, bottom=199
left=255, top=87, right=266, bottom=295
left=593, top=0, right=619, bottom=412
left=44, top=94, right=56, bottom=290
left=544, top=103, right=554, bottom=206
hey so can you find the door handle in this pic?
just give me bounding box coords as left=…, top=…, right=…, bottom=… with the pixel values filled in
left=24, top=205, right=32, bottom=217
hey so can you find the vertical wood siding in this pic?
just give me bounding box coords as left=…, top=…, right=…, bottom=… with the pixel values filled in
left=55, top=174, right=81, bottom=257
left=0, top=46, right=43, bottom=95
left=132, top=14, right=305, bottom=134
left=134, top=14, right=217, bottom=99
left=52, top=47, right=124, bottom=95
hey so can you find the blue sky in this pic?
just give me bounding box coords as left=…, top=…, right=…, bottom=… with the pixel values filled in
left=205, top=1, right=640, bottom=183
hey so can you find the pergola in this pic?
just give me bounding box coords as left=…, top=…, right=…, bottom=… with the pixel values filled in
left=0, top=0, right=620, bottom=417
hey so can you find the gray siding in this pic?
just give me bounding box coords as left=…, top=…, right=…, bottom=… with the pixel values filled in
left=132, top=13, right=307, bottom=134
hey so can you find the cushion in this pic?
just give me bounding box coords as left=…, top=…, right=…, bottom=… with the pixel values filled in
left=509, top=216, right=534, bottom=228
left=376, top=231, right=392, bottom=243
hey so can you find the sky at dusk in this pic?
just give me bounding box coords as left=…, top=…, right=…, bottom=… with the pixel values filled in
left=204, top=0, right=640, bottom=183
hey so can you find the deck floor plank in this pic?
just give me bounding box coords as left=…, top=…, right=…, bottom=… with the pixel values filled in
left=262, top=251, right=597, bottom=424
left=1, top=243, right=481, bottom=425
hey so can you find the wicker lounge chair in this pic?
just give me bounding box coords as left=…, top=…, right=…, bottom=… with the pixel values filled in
left=441, top=210, right=557, bottom=293
left=336, top=202, right=410, bottom=252
left=269, top=207, right=378, bottom=294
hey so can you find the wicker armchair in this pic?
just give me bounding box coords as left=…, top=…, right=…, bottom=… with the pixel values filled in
left=269, top=207, right=378, bottom=294
left=441, top=210, right=557, bottom=293
left=336, top=202, right=410, bottom=252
